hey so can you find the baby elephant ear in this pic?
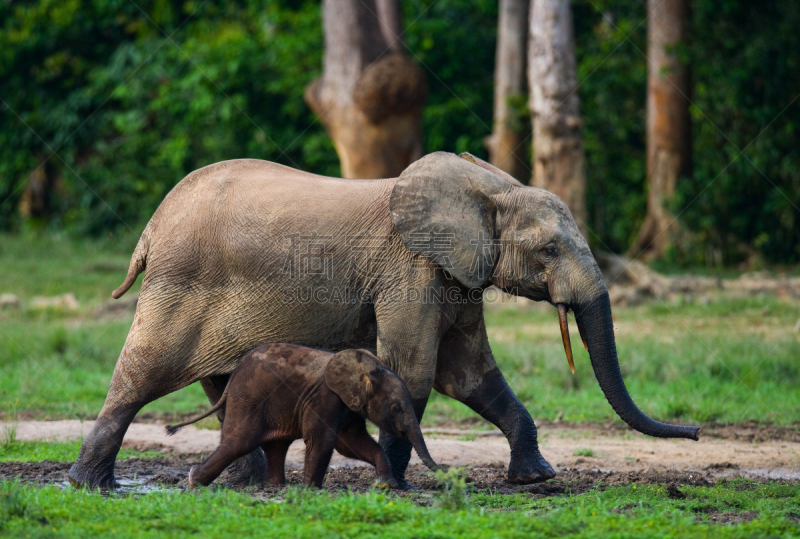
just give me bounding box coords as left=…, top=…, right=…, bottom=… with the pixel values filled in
left=324, top=349, right=383, bottom=412
left=390, top=152, right=514, bottom=288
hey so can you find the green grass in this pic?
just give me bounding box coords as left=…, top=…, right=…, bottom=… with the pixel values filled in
left=0, top=232, right=141, bottom=304
left=573, top=448, right=595, bottom=457
left=0, top=479, right=798, bottom=538
left=0, top=316, right=206, bottom=419
left=427, top=296, right=800, bottom=426
left=0, top=233, right=206, bottom=419
left=2, top=233, right=799, bottom=425
left=0, top=440, right=161, bottom=462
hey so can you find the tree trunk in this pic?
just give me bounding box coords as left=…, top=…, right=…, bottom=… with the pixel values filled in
left=486, top=0, right=529, bottom=183
left=629, top=0, right=691, bottom=260
left=528, top=0, right=587, bottom=235
left=305, top=0, right=427, bottom=179
left=19, top=159, right=59, bottom=220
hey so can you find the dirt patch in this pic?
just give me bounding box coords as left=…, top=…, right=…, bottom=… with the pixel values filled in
left=702, top=510, right=758, bottom=524
left=7, top=420, right=800, bottom=482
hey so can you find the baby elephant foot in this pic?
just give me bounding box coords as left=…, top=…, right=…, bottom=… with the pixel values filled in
left=507, top=451, right=556, bottom=484
left=188, top=466, right=199, bottom=488
left=375, top=475, right=399, bottom=489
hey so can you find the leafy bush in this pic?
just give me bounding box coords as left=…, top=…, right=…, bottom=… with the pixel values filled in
left=435, top=466, right=470, bottom=510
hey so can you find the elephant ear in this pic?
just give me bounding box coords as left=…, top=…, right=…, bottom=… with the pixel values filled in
left=324, top=349, right=383, bottom=412
left=390, top=152, right=514, bottom=288
left=458, top=152, right=525, bottom=187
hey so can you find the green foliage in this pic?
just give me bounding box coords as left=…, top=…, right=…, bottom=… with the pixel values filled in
left=1, top=422, right=17, bottom=452
left=573, top=448, right=595, bottom=457
left=434, top=466, right=470, bottom=510
left=573, top=0, right=800, bottom=263
left=0, top=439, right=161, bottom=462
left=404, top=0, right=500, bottom=158
left=2, top=1, right=798, bottom=263
left=677, top=1, right=800, bottom=264
left=0, top=0, right=334, bottom=234
left=573, top=1, right=648, bottom=253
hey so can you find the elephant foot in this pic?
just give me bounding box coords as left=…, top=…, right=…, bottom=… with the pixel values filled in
left=507, top=451, right=556, bottom=484
left=187, top=466, right=201, bottom=488
left=379, top=431, right=413, bottom=490
left=67, top=414, right=139, bottom=489
left=68, top=442, right=119, bottom=489
left=393, top=478, right=418, bottom=491
left=67, top=463, right=118, bottom=489
left=224, top=448, right=267, bottom=487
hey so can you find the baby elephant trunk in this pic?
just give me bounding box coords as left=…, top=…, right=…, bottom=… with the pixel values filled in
left=407, top=419, right=440, bottom=472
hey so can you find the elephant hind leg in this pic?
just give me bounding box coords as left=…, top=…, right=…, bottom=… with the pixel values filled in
left=68, top=346, right=203, bottom=488
left=191, top=433, right=264, bottom=487
left=200, top=375, right=268, bottom=487
left=262, top=440, right=292, bottom=486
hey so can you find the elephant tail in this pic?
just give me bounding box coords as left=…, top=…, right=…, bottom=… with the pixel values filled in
left=165, top=384, right=230, bottom=436
left=112, top=223, right=153, bottom=299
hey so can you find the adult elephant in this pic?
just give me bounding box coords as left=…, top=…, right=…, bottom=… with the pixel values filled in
left=69, top=152, right=699, bottom=488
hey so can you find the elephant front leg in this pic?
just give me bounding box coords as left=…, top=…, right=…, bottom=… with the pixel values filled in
left=374, top=302, right=440, bottom=490
left=434, top=313, right=556, bottom=484
left=335, top=419, right=397, bottom=488
left=458, top=368, right=554, bottom=483
left=377, top=396, right=429, bottom=490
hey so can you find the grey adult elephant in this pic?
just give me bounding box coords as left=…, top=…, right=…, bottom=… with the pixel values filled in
left=69, top=152, right=699, bottom=488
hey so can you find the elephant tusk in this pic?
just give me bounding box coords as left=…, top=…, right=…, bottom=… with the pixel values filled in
left=557, top=304, right=575, bottom=374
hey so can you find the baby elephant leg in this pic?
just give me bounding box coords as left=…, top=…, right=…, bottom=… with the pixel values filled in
left=261, top=440, right=292, bottom=486
left=335, top=421, right=396, bottom=488
left=302, top=427, right=339, bottom=488
left=200, top=375, right=266, bottom=486
left=189, top=429, right=264, bottom=487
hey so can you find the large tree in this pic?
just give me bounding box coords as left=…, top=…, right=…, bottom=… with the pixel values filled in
left=486, top=0, right=529, bottom=182
left=528, top=0, right=587, bottom=234
left=305, top=0, right=427, bottom=179
left=629, top=0, right=691, bottom=260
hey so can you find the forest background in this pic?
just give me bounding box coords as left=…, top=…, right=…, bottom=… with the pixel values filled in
left=1, top=0, right=798, bottom=266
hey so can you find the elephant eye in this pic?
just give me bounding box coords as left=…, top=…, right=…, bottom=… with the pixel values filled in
left=542, top=244, right=558, bottom=258
left=391, top=403, right=402, bottom=414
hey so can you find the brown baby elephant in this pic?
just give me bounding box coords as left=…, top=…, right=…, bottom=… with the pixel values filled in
left=165, top=343, right=439, bottom=488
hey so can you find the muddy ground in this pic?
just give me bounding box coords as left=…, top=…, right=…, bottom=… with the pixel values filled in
left=8, top=420, right=800, bottom=479
left=3, top=420, right=798, bottom=502
left=0, top=456, right=724, bottom=498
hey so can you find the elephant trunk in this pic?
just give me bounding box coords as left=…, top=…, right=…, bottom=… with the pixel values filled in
left=574, top=292, right=700, bottom=440
left=407, top=419, right=440, bottom=472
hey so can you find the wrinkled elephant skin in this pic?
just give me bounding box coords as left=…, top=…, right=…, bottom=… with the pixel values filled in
left=69, top=152, right=697, bottom=488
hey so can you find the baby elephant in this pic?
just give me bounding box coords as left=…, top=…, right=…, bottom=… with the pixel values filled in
left=165, top=343, right=439, bottom=488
